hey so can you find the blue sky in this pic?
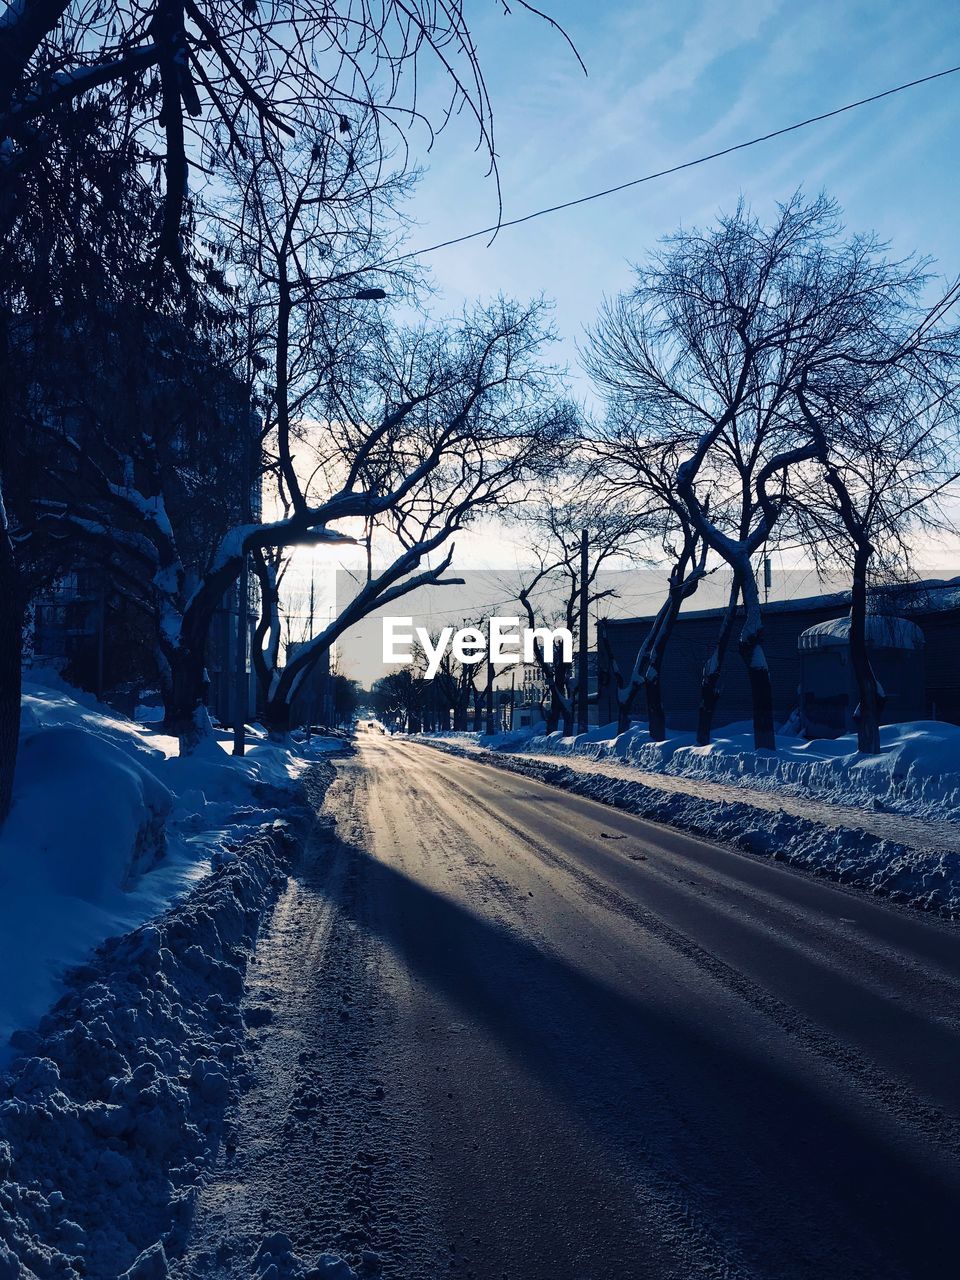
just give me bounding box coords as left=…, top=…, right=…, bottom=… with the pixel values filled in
left=366, top=0, right=959, bottom=571
left=304, top=0, right=960, bottom=659
left=396, top=0, right=959, bottom=397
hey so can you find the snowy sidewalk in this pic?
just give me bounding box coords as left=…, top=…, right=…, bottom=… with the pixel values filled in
left=518, top=751, right=960, bottom=856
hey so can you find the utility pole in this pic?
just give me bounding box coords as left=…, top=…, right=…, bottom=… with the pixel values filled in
left=233, top=302, right=255, bottom=757
left=485, top=657, right=495, bottom=735
left=577, top=527, right=589, bottom=734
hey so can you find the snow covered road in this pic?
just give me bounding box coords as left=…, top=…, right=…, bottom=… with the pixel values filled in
left=181, top=734, right=960, bottom=1280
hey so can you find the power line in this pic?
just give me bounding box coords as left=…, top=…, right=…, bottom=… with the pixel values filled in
left=384, top=64, right=960, bottom=267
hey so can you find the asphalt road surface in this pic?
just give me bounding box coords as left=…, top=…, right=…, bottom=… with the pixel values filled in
left=182, top=733, right=960, bottom=1280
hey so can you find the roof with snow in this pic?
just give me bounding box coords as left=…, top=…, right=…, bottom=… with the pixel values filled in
left=798, top=615, right=925, bottom=652
left=606, top=577, right=960, bottom=628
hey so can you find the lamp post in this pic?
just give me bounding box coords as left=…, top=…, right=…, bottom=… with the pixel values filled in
left=577, top=528, right=589, bottom=734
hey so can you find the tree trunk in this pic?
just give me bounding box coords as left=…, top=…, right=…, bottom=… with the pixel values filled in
left=849, top=545, right=882, bottom=754
left=0, top=502, right=22, bottom=824
left=262, top=696, right=292, bottom=741
left=608, top=543, right=704, bottom=741
left=645, top=668, right=666, bottom=742
left=697, top=582, right=741, bottom=746
left=616, top=695, right=636, bottom=735
left=261, top=641, right=333, bottom=743
left=161, top=644, right=211, bottom=754
left=739, top=574, right=776, bottom=751
left=597, top=620, right=632, bottom=733
left=546, top=693, right=561, bottom=733
left=644, top=574, right=695, bottom=743
left=250, top=549, right=281, bottom=713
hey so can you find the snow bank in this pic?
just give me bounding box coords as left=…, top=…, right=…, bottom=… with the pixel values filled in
left=1, top=678, right=345, bottom=1060
left=7, top=724, right=171, bottom=895
left=0, top=678, right=355, bottom=1279
left=422, top=722, right=547, bottom=753
left=486, top=719, right=960, bottom=825
left=0, top=821, right=301, bottom=1279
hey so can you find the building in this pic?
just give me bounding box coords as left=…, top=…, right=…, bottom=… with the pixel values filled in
left=798, top=615, right=925, bottom=737
left=509, top=653, right=600, bottom=730
left=598, top=579, right=960, bottom=734
left=512, top=661, right=548, bottom=727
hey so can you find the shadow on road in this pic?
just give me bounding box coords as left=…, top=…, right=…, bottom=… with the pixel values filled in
left=304, top=802, right=960, bottom=1280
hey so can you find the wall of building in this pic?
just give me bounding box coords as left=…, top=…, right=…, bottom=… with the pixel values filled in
left=599, top=588, right=960, bottom=733
left=599, top=600, right=849, bottom=731
left=915, top=611, right=960, bottom=723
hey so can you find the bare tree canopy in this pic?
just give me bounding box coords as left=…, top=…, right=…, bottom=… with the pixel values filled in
left=514, top=482, right=640, bottom=735
left=0, top=0, right=578, bottom=812
left=0, top=0, right=573, bottom=283
left=585, top=192, right=960, bottom=751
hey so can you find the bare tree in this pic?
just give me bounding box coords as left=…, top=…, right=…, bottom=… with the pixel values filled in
left=0, top=0, right=576, bottom=812
left=427, top=619, right=486, bottom=732
left=0, top=0, right=577, bottom=286
left=795, top=373, right=960, bottom=752
left=23, top=296, right=567, bottom=747
left=585, top=193, right=950, bottom=750
left=371, top=663, right=431, bottom=735
left=516, top=488, right=637, bottom=736
left=583, top=411, right=711, bottom=737
left=245, top=301, right=573, bottom=737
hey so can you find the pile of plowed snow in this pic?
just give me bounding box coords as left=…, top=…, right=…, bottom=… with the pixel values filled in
left=0, top=676, right=341, bottom=1055
left=0, top=823, right=298, bottom=1279
left=0, top=678, right=354, bottom=1279
left=432, top=718, right=960, bottom=824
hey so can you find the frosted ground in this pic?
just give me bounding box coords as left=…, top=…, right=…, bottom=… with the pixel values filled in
left=0, top=674, right=326, bottom=1054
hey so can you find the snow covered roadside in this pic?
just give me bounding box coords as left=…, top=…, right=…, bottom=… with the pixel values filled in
left=429, top=719, right=960, bottom=825
left=0, top=676, right=357, bottom=1278
left=419, top=738, right=960, bottom=918
left=0, top=675, right=341, bottom=1054
left=0, top=824, right=297, bottom=1280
